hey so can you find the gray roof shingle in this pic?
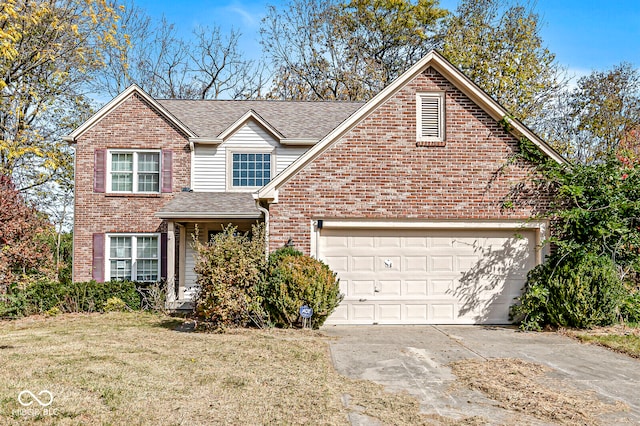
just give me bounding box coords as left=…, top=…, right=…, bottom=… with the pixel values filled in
left=157, top=99, right=363, bottom=139
left=156, top=192, right=262, bottom=219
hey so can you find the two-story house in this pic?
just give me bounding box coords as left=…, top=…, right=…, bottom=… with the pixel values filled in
left=65, top=51, right=565, bottom=325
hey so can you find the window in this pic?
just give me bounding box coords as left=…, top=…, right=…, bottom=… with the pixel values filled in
left=108, top=151, right=160, bottom=193
left=230, top=151, right=272, bottom=188
left=107, top=234, right=159, bottom=281
left=416, top=92, right=445, bottom=142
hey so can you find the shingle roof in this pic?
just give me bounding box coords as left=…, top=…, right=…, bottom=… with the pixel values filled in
left=157, top=99, right=363, bottom=140
left=156, top=192, right=262, bottom=219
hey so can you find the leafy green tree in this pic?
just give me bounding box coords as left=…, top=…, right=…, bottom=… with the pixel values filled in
left=540, top=64, right=640, bottom=163
left=0, top=0, right=123, bottom=193
left=440, top=0, right=564, bottom=125
left=511, top=154, right=640, bottom=329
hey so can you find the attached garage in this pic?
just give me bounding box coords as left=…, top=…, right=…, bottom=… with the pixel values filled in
left=318, top=222, right=547, bottom=325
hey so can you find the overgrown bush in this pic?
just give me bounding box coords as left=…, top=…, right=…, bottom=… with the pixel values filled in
left=262, top=246, right=343, bottom=329
left=621, top=288, right=640, bottom=324
left=192, top=223, right=266, bottom=331
left=511, top=251, right=625, bottom=330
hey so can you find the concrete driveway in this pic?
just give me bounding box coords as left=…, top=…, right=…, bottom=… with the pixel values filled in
left=322, top=325, right=640, bottom=425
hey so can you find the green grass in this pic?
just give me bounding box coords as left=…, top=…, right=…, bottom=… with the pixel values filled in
left=574, top=333, right=640, bottom=358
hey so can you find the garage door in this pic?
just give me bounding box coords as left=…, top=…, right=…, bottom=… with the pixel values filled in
left=320, top=227, right=537, bottom=325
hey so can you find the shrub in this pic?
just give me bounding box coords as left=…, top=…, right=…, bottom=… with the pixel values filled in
left=0, top=280, right=142, bottom=317
left=192, top=223, right=266, bottom=331
left=621, top=288, right=640, bottom=324
left=262, top=247, right=343, bottom=329
left=511, top=251, right=625, bottom=330
left=104, top=297, right=128, bottom=312
left=63, top=280, right=141, bottom=312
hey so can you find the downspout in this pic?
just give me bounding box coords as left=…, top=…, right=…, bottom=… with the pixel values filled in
left=255, top=200, right=269, bottom=261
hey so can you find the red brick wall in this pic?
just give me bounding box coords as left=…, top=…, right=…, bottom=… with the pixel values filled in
left=268, top=67, right=550, bottom=253
left=73, top=93, right=191, bottom=282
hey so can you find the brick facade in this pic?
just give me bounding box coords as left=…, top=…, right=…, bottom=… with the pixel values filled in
left=268, top=67, right=550, bottom=253
left=73, top=93, right=191, bottom=282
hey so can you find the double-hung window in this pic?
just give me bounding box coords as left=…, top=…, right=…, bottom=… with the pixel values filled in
left=228, top=150, right=273, bottom=189
left=416, top=92, right=445, bottom=142
left=109, top=150, right=160, bottom=193
left=107, top=234, right=159, bottom=281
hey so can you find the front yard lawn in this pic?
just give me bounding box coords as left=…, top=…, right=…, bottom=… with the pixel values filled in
left=564, top=326, right=640, bottom=359
left=0, top=313, right=453, bottom=425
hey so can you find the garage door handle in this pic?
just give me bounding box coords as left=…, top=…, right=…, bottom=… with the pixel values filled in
left=359, top=298, right=367, bottom=302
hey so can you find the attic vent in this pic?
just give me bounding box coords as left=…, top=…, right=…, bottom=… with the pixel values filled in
left=417, top=92, right=445, bottom=142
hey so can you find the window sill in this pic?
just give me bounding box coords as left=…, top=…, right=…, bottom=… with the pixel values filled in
left=104, top=193, right=164, bottom=198
left=416, top=140, right=446, bottom=147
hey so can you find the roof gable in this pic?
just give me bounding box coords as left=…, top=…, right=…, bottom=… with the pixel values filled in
left=63, top=85, right=197, bottom=142
left=257, top=50, right=566, bottom=200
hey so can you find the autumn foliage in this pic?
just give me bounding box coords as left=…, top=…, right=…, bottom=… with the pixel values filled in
left=0, top=175, right=54, bottom=292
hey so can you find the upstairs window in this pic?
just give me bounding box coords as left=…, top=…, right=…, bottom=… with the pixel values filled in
left=108, top=150, right=160, bottom=193
left=416, top=92, right=445, bottom=142
left=229, top=151, right=272, bottom=189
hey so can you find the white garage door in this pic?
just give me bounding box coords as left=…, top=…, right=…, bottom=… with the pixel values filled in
left=320, top=227, right=537, bottom=325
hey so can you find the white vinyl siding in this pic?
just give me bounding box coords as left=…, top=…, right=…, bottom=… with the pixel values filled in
left=417, top=92, right=445, bottom=141
left=192, top=121, right=311, bottom=191
left=192, top=145, right=226, bottom=192
left=276, top=147, right=307, bottom=173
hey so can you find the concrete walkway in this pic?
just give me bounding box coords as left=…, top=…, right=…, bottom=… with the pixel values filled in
left=322, top=325, right=640, bottom=425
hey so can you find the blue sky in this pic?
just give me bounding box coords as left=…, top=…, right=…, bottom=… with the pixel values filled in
left=135, top=0, right=640, bottom=79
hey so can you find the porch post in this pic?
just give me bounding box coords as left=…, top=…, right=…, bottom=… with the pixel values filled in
left=166, top=221, right=176, bottom=305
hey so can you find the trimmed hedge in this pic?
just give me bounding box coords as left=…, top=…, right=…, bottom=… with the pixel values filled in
left=0, top=280, right=142, bottom=318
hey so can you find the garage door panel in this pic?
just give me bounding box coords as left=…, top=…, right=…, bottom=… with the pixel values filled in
left=325, top=256, right=348, bottom=273
left=378, top=304, right=402, bottom=322
left=405, top=256, right=427, bottom=272
left=351, top=280, right=375, bottom=297
left=405, top=280, right=428, bottom=296
left=352, top=256, right=375, bottom=272
left=431, top=256, right=454, bottom=272
left=321, top=227, right=537, bottom=325
left=378, top=280, right=401, bottom=296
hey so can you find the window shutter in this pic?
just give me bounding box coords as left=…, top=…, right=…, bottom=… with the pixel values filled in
left=161, top=150, right=173, bottom=193
left=94, top=149, right=106, bottom=193
left=420, top=95, right=442, bottom=139
left=92, top=233, right=105, bottom=282
left=160, top=232, right=168, bottom=280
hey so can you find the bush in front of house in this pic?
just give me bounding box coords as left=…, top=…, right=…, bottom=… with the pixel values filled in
left=510, top=250, right=625, bottom=330
left=191, top=223, right=267, bottom=331
left=0, top=280, right=142, bottom=318
left=262, top=246, right=343, bottom=329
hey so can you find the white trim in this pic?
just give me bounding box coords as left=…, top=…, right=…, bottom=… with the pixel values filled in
left=63, top=84, right=196, bottom=142
left=106, top=149, right=161, bottom=194
left=280, top=138, right=319, bottom=146
left=225, top=147, right=276, bottom=192
left=218, top=110, right=284, bottom=141
left=257, top=50, right=567, bottom=201
left=105, top=233, right=161, bottom=282
left=318, top=219, right=547, bottom=230
left=416, top=92, right=445, bottom=142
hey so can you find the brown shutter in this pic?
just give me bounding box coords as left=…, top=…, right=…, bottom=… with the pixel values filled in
left=92, top=233, right=105, bottom=282
left=161, top=150, right=173, bottom=193
left=94, top=149, right=106, bottom=193
left=160, top=232, right=168, bottom=280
